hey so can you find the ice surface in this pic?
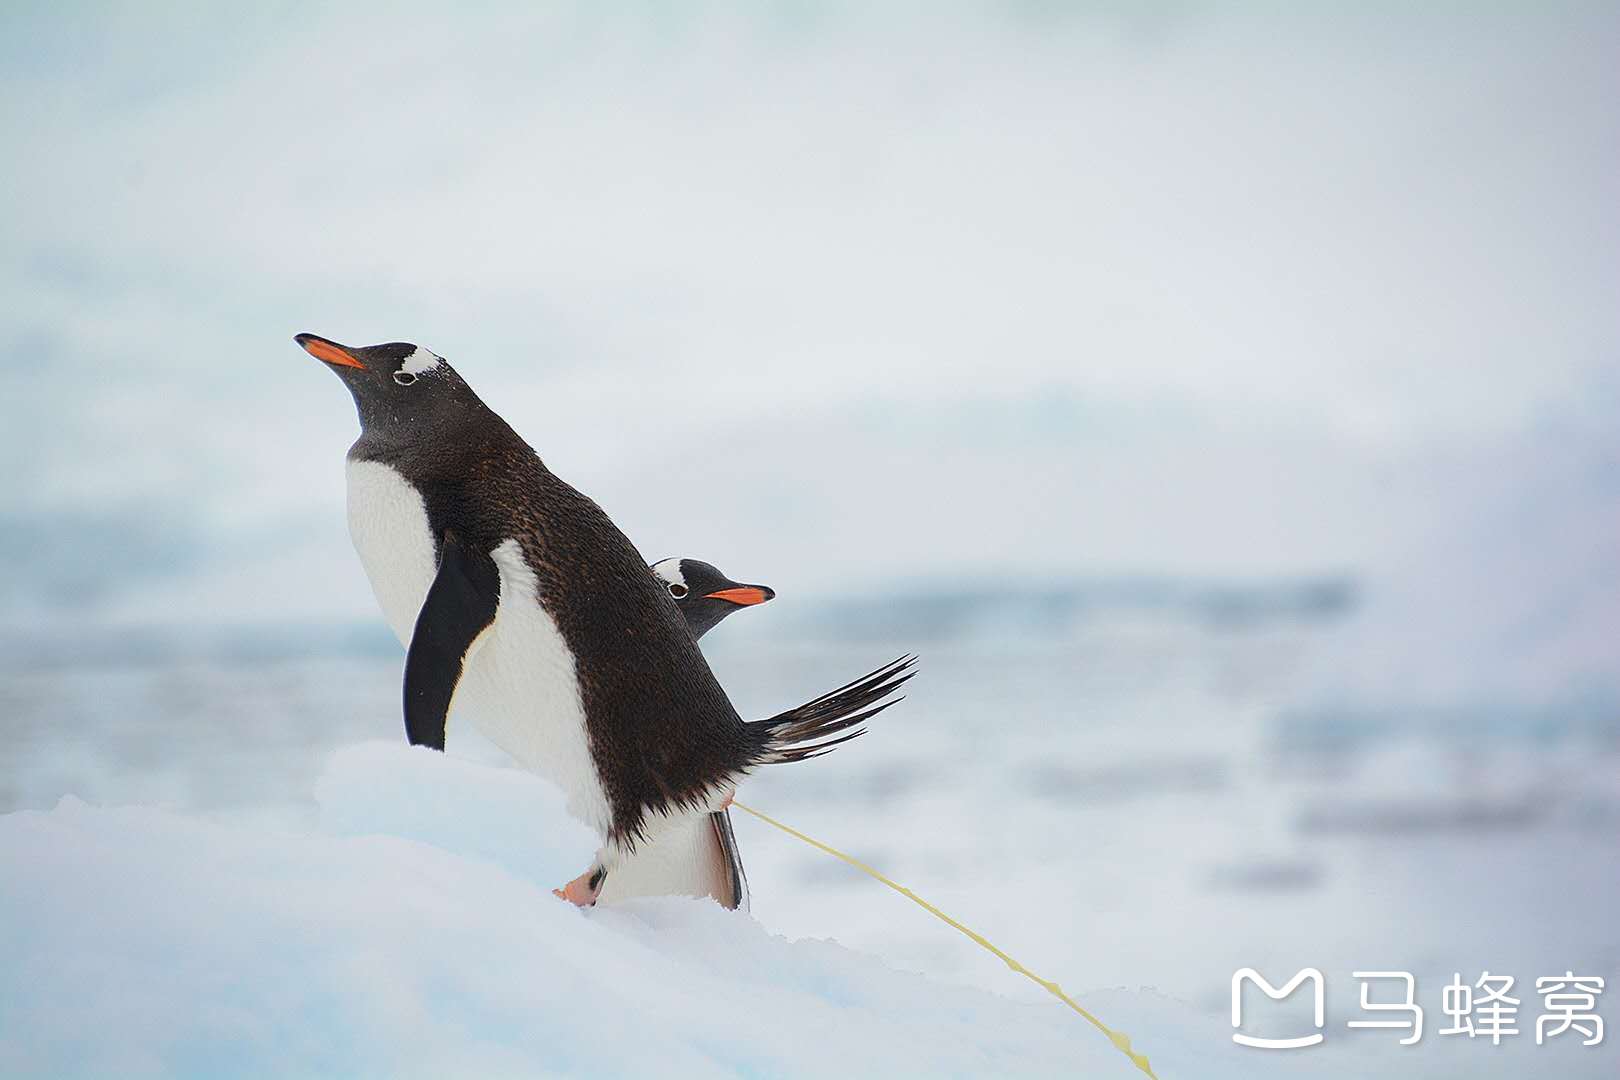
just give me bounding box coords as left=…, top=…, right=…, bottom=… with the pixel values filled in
left=0, top=742, right=1334, bottom=1080
left=2, top=645, right=1612, bottom=1079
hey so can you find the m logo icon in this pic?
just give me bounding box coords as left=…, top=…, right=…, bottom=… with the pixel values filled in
left=1232, top=967, right=1326, bottom=1049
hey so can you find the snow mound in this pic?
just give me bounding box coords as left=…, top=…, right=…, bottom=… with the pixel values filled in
left=0, top=743, right=1289, bottom=1078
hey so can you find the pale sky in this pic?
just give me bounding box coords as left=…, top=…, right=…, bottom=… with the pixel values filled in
left=3, top=3, right=1616, bottom=620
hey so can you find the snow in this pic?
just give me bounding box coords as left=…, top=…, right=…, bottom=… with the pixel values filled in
left=0, top=742, right=1322, bottom=1080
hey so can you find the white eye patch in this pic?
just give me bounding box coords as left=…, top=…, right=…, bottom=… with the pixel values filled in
left=650, top=559, right=686, bottom=589
left=399, top=347, right=442, bottom=376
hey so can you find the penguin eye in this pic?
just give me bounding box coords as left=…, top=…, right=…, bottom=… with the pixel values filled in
left=668, top=583, right=688, bottom=599
left=393, top=371, right=418, bottom=386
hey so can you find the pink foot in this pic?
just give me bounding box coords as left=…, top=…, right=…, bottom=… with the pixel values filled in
left=718, top=789, right=735, bottom=810
left=552, top=866, right=605, bottom=907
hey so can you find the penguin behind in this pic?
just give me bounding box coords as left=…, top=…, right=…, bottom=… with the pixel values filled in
left=296, top=332, right=915, bottom=906
left=601, top=557, right=775, bottom=910
left=652, top=557, right=774, bottom=639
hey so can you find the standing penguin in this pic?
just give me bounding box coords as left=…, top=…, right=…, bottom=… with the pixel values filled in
left=297, top=333, right=914, bottom=905
left=602, top=557, right=775, bottom=910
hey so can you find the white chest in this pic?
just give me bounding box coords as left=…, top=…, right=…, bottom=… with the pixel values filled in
left=345, top=459, right=439, bottom=646
left=342, top=459, right=610, bottom=834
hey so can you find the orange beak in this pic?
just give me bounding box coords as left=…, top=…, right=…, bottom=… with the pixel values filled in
left=705, top=586, right=774, bottom=606
left=295, top=332, right=366, bottom=370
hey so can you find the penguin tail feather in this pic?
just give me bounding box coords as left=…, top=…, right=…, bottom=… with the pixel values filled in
left=750, top=655, right=917, bottom=765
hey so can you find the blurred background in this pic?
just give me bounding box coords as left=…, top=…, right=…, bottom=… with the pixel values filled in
left=3, top=3, right=1616, bottom=1075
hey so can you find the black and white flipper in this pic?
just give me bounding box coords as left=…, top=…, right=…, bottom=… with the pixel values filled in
left=709, top=803, right=749, bottom=910
left=403, top=531, right=500, bottom=751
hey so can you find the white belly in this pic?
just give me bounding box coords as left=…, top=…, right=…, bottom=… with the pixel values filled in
left=344, top=459, right=611, bottom=836
left=597, top=813, right=734, bottom=908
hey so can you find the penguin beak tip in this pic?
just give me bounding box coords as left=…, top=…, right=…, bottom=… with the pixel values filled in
left=296, top=332, right=366, bottom=370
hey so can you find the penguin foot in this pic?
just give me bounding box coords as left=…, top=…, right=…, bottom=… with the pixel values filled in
left=552, top=865, right=606, bottom=907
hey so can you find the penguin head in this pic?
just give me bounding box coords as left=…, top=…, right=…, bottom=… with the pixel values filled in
left=296, top=332, right=477, bottom=438
left=651, top=558, right=775, bottom=639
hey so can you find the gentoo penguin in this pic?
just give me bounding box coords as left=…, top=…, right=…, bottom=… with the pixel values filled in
left=605, top=558, right=775, bottom=910
left=297, top=332, right=914, bottom=906
left=652, top=557, right=775, bottom=640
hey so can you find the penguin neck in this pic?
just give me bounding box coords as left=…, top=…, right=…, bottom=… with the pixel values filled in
left=346, top=409, right=430, bottom=464
left=346, top=379, right=481, bottom=443
left=345, top=394, right=535, bottom=474
left=681, top=599, right=731, bottom=639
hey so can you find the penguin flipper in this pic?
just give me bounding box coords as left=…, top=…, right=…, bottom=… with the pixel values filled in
left=710, top=808, right=750, bottom=911
left=403, top=531, right=501, bottom=751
